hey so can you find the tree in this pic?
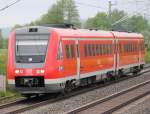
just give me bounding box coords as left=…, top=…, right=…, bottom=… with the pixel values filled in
left=36, top=0, right=81, bottom=27
left=85, top=12, right=109, bottom=30
left=84, top=9, right=127, bottom=30
left=111, top=9, right=127, bottom=24
left=127, top=15, right=148, bottom=32
left=0, top=29, right=2, bottom=48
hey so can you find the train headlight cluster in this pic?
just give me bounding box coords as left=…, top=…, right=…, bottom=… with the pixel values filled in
left=36, top=69, right=45, bottom=74
left=15, top=69, right=23, bottom=74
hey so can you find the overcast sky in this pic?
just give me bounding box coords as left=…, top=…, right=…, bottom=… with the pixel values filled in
left=0, top=0, right=149, bottom=28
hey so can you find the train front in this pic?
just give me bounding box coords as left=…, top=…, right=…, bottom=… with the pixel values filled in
left=7, top=26, right=50, bottom=96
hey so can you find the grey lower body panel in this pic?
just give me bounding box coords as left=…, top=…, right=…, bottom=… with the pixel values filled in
left=8, top=83, right=65, bottom=94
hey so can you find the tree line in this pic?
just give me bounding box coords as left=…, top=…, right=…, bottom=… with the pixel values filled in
left=1, top=0, right=150, bottom=49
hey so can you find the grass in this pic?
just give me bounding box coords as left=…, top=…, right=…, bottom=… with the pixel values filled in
left=0, top=49, right=7, bottom=75
left=0, top=90, right=14, bottom=97
left=145, top=49, right=150, bottom=63
left=0, top=49, right=21, bottom=98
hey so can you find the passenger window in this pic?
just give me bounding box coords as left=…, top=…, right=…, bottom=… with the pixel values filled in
left=92, top=44, right=95, bottom=56
left=133, top=44, right=135, bottom=52
left=103, top=44, right=106, bottom=55
left=84, top=44, right=87, bottom=57
left=65, top=44, right=70, bottom=59
left=70, top=44, right=75, bottom=58
left=107, top=44, right=109, bottom=55
left=88, top=44, right=91, bottom=56
left=96, top=44, right=99, bottom=56
left=119, top=44, right=122, bottom=53
left=99, top=44, right=102, bottom=55
left=110, top=44, right=112, bottom=55
left=57, top=42, right=63, bottom=60
left=124, top=44, right=127, bottom=53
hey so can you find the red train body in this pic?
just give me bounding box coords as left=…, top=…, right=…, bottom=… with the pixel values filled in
left=7, top=26, right=145, bottom=96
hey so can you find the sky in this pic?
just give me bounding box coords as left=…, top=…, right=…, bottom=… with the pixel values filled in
left=0, top=0, right=149, bottom=28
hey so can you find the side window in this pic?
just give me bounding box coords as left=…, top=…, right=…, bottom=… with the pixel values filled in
left=88, top=44, right=91, bottom=56
left=57, top=41, right=63, bottom=60
left=110, top=44, right=112, bottom=55
left=119, top=44, right=122, bottom=53
left=124, top=44, right=127, bottom=53
left=99, top=44, right=102, bottom=55
left=84, top=44, right=87, bottom=57
left=133, top=44, right=135, bottom=52
left=96, top=44, right=99, bottom=56
left=106, top=44, right=109, bottom=55
left=127, top=44, right=129, bottom=52
left=70, top=44, right=75, bottom=58
left=65, top=44, right=70, bottom=59
left=92, top=44, right=95, bottom=56
left=103, top=44, right=106, bottom=55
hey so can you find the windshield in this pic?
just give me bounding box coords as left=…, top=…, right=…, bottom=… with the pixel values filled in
left=15, top=37, right=49, bottom=63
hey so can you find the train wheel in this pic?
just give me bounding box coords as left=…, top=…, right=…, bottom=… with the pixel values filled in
left=133, top=71, right=138, bottom=76
left=132, top=66, right=140, bottom=76
left=23, top=94, right=31, bottom=99
left=64, top=81, right=73, bottom=93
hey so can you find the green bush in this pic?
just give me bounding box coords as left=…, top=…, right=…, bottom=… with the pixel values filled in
left=145, top=49, right=150, bottom=63
left=0, top=92, right=6, bottom=97
left=0, top=49, right=7, bottom=75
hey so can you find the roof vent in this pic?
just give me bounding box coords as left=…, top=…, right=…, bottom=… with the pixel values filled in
left=29, top=28, right=38, bottom=32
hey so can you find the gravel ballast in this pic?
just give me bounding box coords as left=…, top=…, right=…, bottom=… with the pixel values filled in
left=22, top=72, right=150, bottom=114
left=113, top=94, right=150, bottom=114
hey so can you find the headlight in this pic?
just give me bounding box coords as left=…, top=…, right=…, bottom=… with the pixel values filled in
left=40, top=70, right=45, bottom=73
left=36, top=69, right=45, bottom=74
left=15, top=69, right=23, bottom=74
left=15, top=70, right=19, bottom=74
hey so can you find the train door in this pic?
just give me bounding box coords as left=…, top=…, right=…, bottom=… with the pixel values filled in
left=61, top=39, right=80, bottom=81
left=138, top=39, right=141, bottom=65
left=61, top=40, right=77, bottom=78
left=75, top=40, right=80, bottom=80
left=114, top=39, right=119, bottom=72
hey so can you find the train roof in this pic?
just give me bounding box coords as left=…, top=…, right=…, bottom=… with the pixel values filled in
left=53, top=28, right=113, bottom=38
left=111, top=31, right=143, bottom=39
left=15, top=26, right=144, bottom=39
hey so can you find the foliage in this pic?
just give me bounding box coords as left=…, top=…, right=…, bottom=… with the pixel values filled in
left=0, top=90, right=17, bottom=98
left=0, top=49, right=7, bottom=75
left=85, top=12, right=109, bottom=30
left=0, top=38, right=8, bottom=49
left=13, top=0, right=81, bottom=28
left=126, top=15, right=148, bottom=32
left=35, top=0, right=81, bottom=27
left=84, top=9, right=149, bottom=33
left=145, top=48, right=150, bottom=63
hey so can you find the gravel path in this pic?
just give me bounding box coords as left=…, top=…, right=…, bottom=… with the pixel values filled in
left=21, top=72, right=150, bottom=114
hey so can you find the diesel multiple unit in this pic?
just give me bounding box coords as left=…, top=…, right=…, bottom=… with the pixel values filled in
left=7, top=26, right=145, bottom=97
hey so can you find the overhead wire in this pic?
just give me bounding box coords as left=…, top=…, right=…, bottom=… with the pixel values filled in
left=0, top=0, right=22, bottom=12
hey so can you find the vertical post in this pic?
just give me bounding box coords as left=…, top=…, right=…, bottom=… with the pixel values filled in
left=108, top=1, right=112, bottom=30
left=0, top=75, right=6, bottom=92
left=0, top=29, right=2, bottom=48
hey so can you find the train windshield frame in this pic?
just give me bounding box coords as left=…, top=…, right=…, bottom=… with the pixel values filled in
left=15, top=34, right=49, bottom=63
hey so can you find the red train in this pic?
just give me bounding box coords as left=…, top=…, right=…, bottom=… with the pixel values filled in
left=7, top=26, right=145, bottom=97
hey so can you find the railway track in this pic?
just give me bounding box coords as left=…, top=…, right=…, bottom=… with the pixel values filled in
left=0, top=95, right=25, bottom=106
left=1, top=66, right=150, bottom=114
left=66, top=79, right=150, bottom=114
